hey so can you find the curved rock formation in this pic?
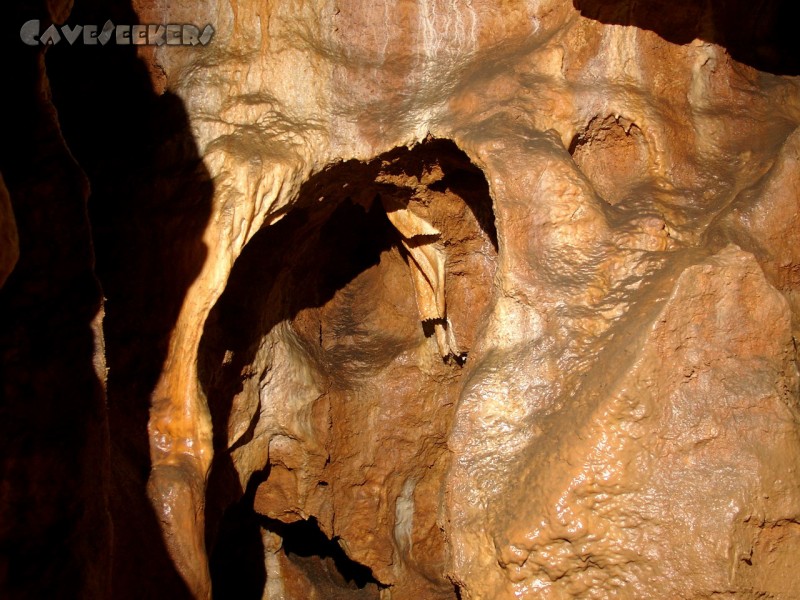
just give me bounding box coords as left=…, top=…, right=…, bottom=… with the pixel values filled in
left=2, top=0, right=800, bottom=598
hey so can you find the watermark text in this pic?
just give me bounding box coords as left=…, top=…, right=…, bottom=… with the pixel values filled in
left=21, top=20, right=215, bottom=47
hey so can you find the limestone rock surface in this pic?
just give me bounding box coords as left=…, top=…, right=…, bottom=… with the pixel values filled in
left=2, top=0, right=800, bottom=599
left=135, top=0, right=800, bottom=598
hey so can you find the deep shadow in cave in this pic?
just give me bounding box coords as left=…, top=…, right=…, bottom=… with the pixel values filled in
left=269, top=516, right=382, bottom=590
left=204, top=186, right=399, bottom=597
left=199, top=138, right=497, bottom=598
left=2, top=0, right=212, bottom=597
left=1, top=2, right=111, bottom=597
left=573, top=0, right=799, bottom=75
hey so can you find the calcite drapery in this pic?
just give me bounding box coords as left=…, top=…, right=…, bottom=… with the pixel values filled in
left=378, top=170, right=464, bottom=360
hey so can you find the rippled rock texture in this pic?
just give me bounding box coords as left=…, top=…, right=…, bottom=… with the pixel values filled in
left=2, top=0, right=800, bottom=598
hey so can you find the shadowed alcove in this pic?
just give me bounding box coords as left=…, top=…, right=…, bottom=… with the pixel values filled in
left=198, top=137, right=498, bottom=598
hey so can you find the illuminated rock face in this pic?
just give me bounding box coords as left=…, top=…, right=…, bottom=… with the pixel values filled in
left=141, top=0, right=799, bottom=592
left=127, top=0, right=800, bottom=598
left=3, top=0, right=800, bottom=598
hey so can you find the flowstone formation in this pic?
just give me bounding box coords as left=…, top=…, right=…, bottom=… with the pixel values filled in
left=2, top=0, right=800, bottom=598
left=141, top=0, right=800, bottom=593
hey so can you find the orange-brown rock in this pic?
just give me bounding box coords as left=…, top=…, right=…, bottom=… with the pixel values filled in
left=2, top=0, right=800, bottom=598
left=201, top=141, right=496, bottom=598
left=139, top=0, right=800, bottom=598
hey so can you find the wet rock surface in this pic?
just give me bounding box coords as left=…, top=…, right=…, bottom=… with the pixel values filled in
left=2, top=0, right=800, bottom=598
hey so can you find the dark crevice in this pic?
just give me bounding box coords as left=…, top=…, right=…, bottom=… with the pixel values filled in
left=263, top=517, right=384, bottom=591
left=568, top=133, right=582, bottom=156
left=3, top=0, right=211, bottom=596
left=428, top=165, right=498, bottom=251
left=422, top=317, right=449, bottom=337
left=573, top=0, right=800, bottom=75
left=316, top=199, right=398, bottom=308
left=228, top=400, right=261, bottom=453
left=209, top=468, right=271, bottom=600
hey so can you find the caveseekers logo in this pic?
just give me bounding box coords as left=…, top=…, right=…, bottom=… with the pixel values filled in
left=20, top=19, right=215, bottom=46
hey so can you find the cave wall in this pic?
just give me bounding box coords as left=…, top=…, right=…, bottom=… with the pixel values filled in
left=2, top=0, right=800, bottom=598
left=0, top=2, right=111, bottom=597
left=198, top=139, right=498, bottom=599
